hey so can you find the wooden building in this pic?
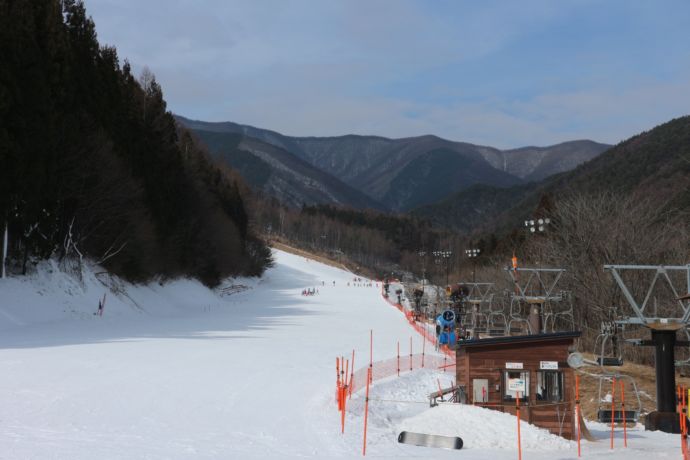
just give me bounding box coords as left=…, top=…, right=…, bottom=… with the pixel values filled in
left=456, top=331, right=581, bottom=439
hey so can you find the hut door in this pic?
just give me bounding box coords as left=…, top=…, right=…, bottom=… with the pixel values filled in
left=473, top=379, right=489, bottom=403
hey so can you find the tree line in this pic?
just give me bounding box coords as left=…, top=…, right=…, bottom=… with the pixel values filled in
left=0, top=0, right=271, bottom=286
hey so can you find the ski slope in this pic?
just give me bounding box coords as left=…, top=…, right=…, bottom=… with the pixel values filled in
left=0, top=250, right=682, bottom=459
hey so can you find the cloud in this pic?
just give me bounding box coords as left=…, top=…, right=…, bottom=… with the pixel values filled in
left=85, top=0, right=690, bottom=148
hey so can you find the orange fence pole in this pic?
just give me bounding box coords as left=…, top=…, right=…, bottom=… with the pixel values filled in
left=517, top=391, right=522, bottom=460
left=336, top=357, right=340, bottom=387
left=610, top=377, right=616, bottom=449
left=679, top=386, right=683, bottom=458
left=681, top=387, right=688, bottom=455
left=336, top=357, right=342, bottom=410
left=341, top=358, right=348, bottom=434
left=679, top=386, right=684, bottom=458
left=362, top=368, right=371, bottom=456
left=350, top=350, right=355, bottom=397
left=369, top=330, right=373, bottom=384
left=409, top=336, right=413, bottom=372
left=620, top=380, right=627, bottom=447
left=684, top=387, right=689, bottom=460
left=575, top=375, right=582, bottom=457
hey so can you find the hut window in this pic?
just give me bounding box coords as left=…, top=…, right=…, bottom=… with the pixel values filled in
left=536, top=371, right=564, bottom=402
left=503, top=371, right=529, bottom=402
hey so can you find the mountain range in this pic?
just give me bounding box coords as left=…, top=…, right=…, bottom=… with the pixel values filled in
left=177, top=116, right=610, bottom=212
left=414, top=115, right=690, bottom=233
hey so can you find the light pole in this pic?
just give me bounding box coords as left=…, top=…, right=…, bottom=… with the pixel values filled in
left=523, top=216, right=550, bottom=334
left=465, top=248, right=480, bottom=283
left=433, top=250, right=452, bottom=288
left=418, top=250, right=427, bottom=293
left=524, top=217, right=550, bottom=234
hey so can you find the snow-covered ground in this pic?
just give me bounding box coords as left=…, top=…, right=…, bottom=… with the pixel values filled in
left=0, top=250, right=683, bottom=459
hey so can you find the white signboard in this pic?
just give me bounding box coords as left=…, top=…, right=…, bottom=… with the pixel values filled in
left=540, top=361, right=559, bottom=370
left=505, top=362, right=523, bottom=369
left=508, top=378, right=526, bottom=392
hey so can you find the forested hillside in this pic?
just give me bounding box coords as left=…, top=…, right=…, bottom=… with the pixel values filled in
left=0, top=0, right=271, bottom=286
left=179, top=117, right=606, bottom=212
left=415, top=116, right=690, bottom=235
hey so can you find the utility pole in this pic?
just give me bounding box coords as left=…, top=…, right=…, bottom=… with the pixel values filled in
left=418, top=250, right=427, bottom=293
left=2, top=218, right=7, bottom=279
left=433, top=250, right=452, bottom=288
left=465, top=248, right=480, bottom=283
left=524, top=216, right=550, bottom=334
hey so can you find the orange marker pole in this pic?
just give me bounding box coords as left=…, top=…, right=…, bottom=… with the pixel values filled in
left=517, top=391, right=522, bottom=460
left=350, top=350, right=355, bottom=397
left=610, top=377, right=616, bottom=449
left=575, top=375, right=582, bottom=457
left=369, top=330, right=373, bottom=384
left=342, top=359, right=348, bottom=434
left=679, top=386, right=684, bottom=458
left=620, top=380, right=627, bottom=447
left=681, top=387, right=688, bottom=459
left=336, top=357, right=341, bottom=408
left=362, top=368, right=371, bottom=456
left=409, top=336, right=413, bottom=372
left=680, top=387, right=688, bottom=454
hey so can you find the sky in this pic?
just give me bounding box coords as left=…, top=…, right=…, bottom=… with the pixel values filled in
left=85, top=0, right=690, bottom=148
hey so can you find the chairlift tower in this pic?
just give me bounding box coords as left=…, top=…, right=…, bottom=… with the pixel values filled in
left=604, top=263, right=690, bottom=433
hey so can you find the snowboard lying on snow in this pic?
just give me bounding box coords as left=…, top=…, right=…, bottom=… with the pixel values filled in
left=398, top=431, right=463, bottom=450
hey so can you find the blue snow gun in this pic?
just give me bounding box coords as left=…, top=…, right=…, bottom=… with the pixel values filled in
left=436, top=310, right=457, bottom=345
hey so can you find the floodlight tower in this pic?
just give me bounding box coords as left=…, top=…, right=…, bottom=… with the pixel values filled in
left=523, top=216, right=551, bottom=333
left=433, top=250, right=452, bottom=287
left=525, top=217, right=551, bottom=234
left=465, top=248, right=480, bottom=283
left=418, top=250, right=427, bottom=292
left=605, top=264, right=690, bottom=433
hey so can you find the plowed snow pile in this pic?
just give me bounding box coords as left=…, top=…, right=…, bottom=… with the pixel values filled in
left=399, top=403, right=572, bottom=450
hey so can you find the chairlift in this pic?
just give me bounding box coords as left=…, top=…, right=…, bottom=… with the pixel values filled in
left=567, top=352, right=641, bottom=424
left=595, top=373, right=641, bottom=424
left=594, top=321, right=624, bottom=367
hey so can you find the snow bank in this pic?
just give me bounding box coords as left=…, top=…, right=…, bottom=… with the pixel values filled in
left=0, top=258, right=259, bottom=332
left=399, top=403, right=573, bottom=450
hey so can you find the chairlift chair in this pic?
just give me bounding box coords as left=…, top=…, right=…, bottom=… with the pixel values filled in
left=596, top=373, right=641, bottom=424
left=508, top=294, right=532, bottom=335
left=487, top=292, right=508, bottom=335
left=568, top=352, right=641, bottom=424
left=542, top=290, right=576, bottom=333
left=594, top=321, right=624, bottom=367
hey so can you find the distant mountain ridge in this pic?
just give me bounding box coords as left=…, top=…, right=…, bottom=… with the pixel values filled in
left=414, top=115, right=690, bottom=234
left=177, top=116, right=610, bottom=211
left=192, top=129, right=386, bottom=210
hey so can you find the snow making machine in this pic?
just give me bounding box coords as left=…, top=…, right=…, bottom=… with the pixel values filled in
left=435, top=309, right=457, bottom=348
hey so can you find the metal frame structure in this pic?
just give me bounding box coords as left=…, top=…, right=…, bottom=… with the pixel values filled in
left=457, top=282, right=494, bottom=332
left=603, top=263, right=690, bottom=433
left=504, top=267, right=574, bottom=334
left=605, top=264, right=690, bottom=326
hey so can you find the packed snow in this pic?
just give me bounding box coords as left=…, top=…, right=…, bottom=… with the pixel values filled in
left=0, top=250, right=684, bottom=458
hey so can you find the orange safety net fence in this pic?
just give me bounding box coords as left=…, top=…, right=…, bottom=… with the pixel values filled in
left=341, top=353, right=455, bottom=399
